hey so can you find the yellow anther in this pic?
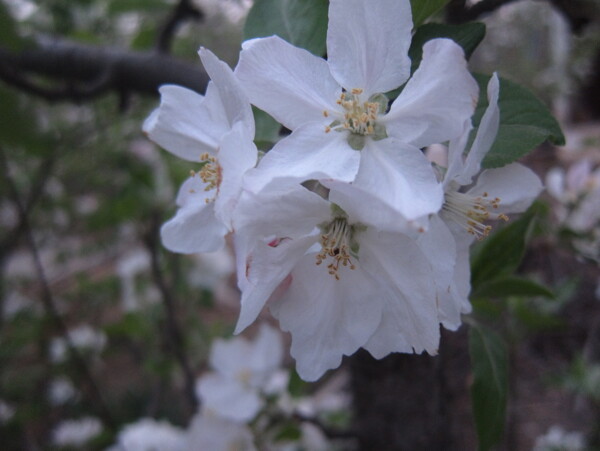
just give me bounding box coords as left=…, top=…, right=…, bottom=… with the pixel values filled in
left=315, top=218, right=357, bottom=280
left=443, top=191, right=507, bottom=240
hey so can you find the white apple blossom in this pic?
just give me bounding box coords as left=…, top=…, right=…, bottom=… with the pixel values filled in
left=235, top=0, right=477, bottom=219
left=185, top=412, right=256, bottom=451
left=111, top=418, right=187, bottom=451
left=547, top=159, right=600, bottom=232
left=425, top=73, right=543, bottom=328
left=143, top=48, right=257, bottom=254
left=533, top=425, right=586, bottom=451
left=547, top=159, right=600, bottom=261
left=48, top=377, right=78, bottom=406
left=233, top=181, right=439, bottom=381
left=52, top=417, right=103, bottom=448
left=0, top=400, right=15, bottom=425
left=196, top=323, right=285, bottom=422
left=49, top=324, right=107, bottom=363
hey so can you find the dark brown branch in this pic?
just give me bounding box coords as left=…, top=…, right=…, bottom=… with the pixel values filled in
left=144, top=213, right=198, bottom=416
left=446, top=0, right=521, bottom=23
left=548, top=0, right=594, bottom=33
left=446, top=0, right=595, bottom=32
left=0, top=37, right=209, bottom=103
left=156, top=0, right=204, bottom=54
left=0, top=146, right=117, bottom=430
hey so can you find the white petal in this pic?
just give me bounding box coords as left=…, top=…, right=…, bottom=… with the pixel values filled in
left=443, top=120, right=472, bottom=189
left=270, top=254, right=383, bottom=381
left=243, top=124, right=360, bottom=192
left=236, top=36, right=341, bottom=130
left=459, top=72, right=500, bottom=184
left=143, top=84, right=229, bottom=161
left=326, top=0, right=412, bottom=95
left=566, top=158, right=593, bottom=194
left=160, top=203, right=227, bottom=254
left=233, top=182, right=331, bottom=240
left=450, top=225, right=474, bottom=309
left=360, top=229, right=440, bottom=358
left=417, top=215, right=468, bottom=331
left=199, top=48, right=255, bottom=138
left=352, top=139, right=443, bottom=220
left=469, top=163, right=543, bottom=214
left=246, top=325, right=284, bottom=380
left=161, top=178, right=227, bottom=254
left=545, top=167, right=565, bottom=200
left=196, top=375, right=262, bottom=422
left=325, top=180, right=417, bottom=234
left=209, top=337, right=252, bottom=377
left=383, top=39, right=479, bottom=148
left=214, top=123, right=258, bottom=228
left=235, top=233, right=320, bottom=334
left=186, top=414, right=256, bottom=451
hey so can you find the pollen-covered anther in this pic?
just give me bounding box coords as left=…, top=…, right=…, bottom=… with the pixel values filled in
left=328, top=90, right=385, bottom=137
left=443, top=191, right=507, bottom=240
left=316, top=218, right=357, bottom=280
left=197, top=153, right=222, bottom=203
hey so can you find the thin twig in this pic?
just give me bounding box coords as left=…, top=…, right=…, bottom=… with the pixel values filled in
left=156, top=0, right=204, bottom=54
left=144, top=212, right=198, bottom=415
left=0, top=146, right=117, bottom=430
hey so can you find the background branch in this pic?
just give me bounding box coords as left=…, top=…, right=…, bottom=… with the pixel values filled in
left=156, top=0, right=204, bottom=53
left=0, top=37, right=209, bottom=103
left=446, top=0, right=594, bottom=32
left=144, top=213, right=198, bottom=417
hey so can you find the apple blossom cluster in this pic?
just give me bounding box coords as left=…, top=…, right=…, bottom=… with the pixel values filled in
left=547, top=159, right=600, bottom=262
left=143, top=0, right=543, bottom=381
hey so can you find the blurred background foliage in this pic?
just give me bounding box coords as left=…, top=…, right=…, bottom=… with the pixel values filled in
left=1, top=0, right=600, bottom=449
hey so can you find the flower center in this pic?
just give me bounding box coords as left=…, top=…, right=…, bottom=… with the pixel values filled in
left=235, top=368, right=252, bottom=387
left=442, top=191, right=508, bottom=240
left=315, top=217, right=358, bottom=280
left=192, top=153, right=222, bottom=203
left=324, top=89, right=388, bottom=150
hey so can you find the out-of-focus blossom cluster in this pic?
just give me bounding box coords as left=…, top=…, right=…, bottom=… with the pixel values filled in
left=109, top=324, right=339, bottom=450
left=533, top=425, right=586, bottom=451
left=547, top=158, right=600, bottom=262
left=49, top=323, right=107, bottom=363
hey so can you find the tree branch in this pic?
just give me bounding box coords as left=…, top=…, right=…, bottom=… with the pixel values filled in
left=156, top=0, right=204, bottom=54
left=144, top=213, right=198, bottom=416
left=0, top=37, right=209, bottom=103
left=446, top=0, right=595, bottom=32
left=446, top=0, right=521, bottom=23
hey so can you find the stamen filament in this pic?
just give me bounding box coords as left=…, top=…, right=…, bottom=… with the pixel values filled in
left=316, top=217, right=357, bottom=280
left=442, top=191, right=507, bottom=240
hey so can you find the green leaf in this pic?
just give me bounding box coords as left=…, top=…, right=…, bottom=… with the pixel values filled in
left=244, top=0, right=328, bottom=56
left=472, top=74, right=565, bottom=168
left=474, top=276, right=554, bottom=299
left=469, top=323, right=508, bottom=451
left=471, top=205, right=538, bottom=290
left=253, top=106, right=281, bottom=148
left=410, top=0, right=449, bottom=28
left=409, top=22, right=486, bottom=73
